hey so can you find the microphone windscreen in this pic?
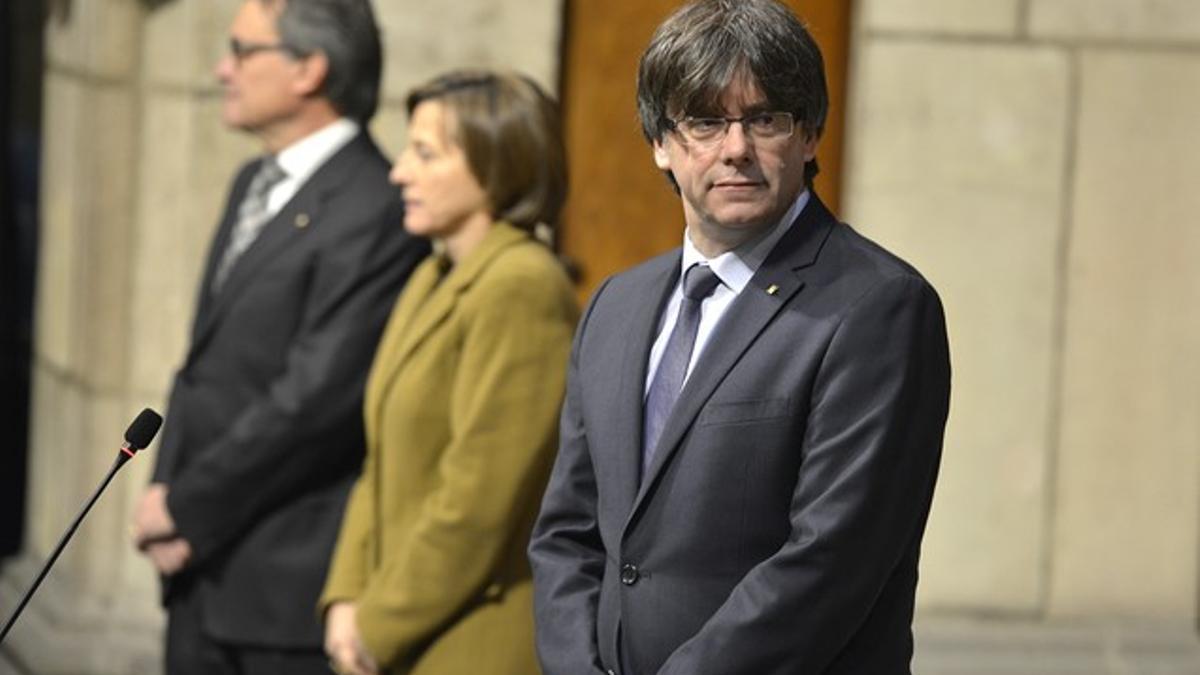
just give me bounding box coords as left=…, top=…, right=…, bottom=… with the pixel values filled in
left=124, top=408, right=163, bottom=450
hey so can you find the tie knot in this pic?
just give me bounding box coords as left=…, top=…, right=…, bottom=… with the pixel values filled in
left=682, top=264, right=721, bottom=301
left=252, top=157, right=287, bottom=193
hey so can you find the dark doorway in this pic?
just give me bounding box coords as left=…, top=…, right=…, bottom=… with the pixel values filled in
left=1, top=1, right=43, bottom=557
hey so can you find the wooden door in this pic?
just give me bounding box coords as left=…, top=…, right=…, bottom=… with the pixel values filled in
left=557, top=0, right=852, bottom=301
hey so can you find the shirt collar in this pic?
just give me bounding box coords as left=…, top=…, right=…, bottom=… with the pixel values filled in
left=274, top=118, right=361, bottom=185
left=681, top=188, right=811, bottom=294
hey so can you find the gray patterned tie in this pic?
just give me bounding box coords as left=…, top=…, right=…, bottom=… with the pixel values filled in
left=642, top=263, right=722, bottom=476
left=212, top=157, right=287, bottom=292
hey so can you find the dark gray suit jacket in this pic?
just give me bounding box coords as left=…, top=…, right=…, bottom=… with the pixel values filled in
left=152, top=132, right=428, bottom=648
left=529, top=195, right=950, bottom=674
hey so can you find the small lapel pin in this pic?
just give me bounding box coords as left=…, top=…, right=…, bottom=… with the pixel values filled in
left=766, top=284, right=779, bottom=295
left=294, top=213, right=310, bottom=228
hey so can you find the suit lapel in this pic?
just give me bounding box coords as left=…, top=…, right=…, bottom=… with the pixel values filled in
left=191, top=168, right=254, bottom=338
left=363, top=257, right=442, bottom=443
left=367, top=258, right=456, bottom=400
left=187, top=134, right=375, bottom=360
left=612, top=255, right=680, bottom=522
left=627, top=196, right=838, bottom=522
left=209, top=184, right=320, bottom=302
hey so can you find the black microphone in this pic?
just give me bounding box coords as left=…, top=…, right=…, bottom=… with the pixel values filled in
left=118, top=407, right=163, bottom=463
left=0, top=408, right=163, bottom=644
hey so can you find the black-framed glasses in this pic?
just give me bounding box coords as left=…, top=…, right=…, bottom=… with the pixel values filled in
left=668, top=112, right=796, bottom=147
left=228, top=37, right=299, bottom=63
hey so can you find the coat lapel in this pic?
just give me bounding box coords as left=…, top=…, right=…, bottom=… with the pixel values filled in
left=190, top=167, right=255, bottom=338
left=187, top=134, right=376, bottom=361
left=362, top=257, right=442, bottom=446
left=364, top=223, right=531, bottom=429
left=628, top=196, right=838, bottom=521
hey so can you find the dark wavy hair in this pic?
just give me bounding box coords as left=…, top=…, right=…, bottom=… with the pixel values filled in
left=636, top=0, right=828, bottom=185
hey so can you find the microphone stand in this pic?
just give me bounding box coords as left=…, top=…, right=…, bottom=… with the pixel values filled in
left=0, top=450, right=135, bottom=644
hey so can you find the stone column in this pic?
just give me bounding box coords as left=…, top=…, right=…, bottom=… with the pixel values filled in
left=0, top=0, right=166, bottom=672
left=1028, top=0, right=1200, bottom=620
left=2, top=1, right=562, bottom=673
left=845, top=0, right=1200, bottom=663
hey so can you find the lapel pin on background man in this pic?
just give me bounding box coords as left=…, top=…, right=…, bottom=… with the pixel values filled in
left=130, top=1, right=428, bottom=673
left=529, top=1, right=952, bottom=673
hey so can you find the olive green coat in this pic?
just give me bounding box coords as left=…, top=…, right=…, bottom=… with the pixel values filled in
left=321, top=223, right=578, bottom=674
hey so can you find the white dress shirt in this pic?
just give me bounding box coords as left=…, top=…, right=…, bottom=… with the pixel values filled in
left=644, top=189, right=811, bottom=396
left=266, top=117, right=361, bottom=215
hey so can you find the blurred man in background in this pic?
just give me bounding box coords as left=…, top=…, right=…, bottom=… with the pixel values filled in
left=131, top=1, right=426, bottom=673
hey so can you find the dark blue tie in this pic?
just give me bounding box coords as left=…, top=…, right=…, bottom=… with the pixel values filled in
left=642, top=264, right=722, bottom=476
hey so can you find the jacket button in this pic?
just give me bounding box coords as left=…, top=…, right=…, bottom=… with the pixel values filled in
left=620, top=563, right=639, bottom=586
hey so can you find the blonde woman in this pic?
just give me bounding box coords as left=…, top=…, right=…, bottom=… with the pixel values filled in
left=321, top=71, right=577, bottom=675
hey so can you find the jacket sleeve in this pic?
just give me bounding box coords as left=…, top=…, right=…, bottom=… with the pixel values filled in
left=319, top=437, right=379, bottom=609
left=165, top=199, right=428, bottom=566
left=657, top=274, right=951, bottom=675
left=527, top=278, right=614, bottom=675
left=354, top=267, right=576, bottom=669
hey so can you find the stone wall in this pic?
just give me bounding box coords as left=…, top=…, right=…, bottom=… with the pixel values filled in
left=8, top=0, right=1200, bottom=672
left=845, top=0, right=1200, bottom=623
left=1, top=1, right=561, bottom=673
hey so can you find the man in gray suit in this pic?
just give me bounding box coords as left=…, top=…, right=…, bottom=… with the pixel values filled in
left=529, top=1, right=951, bottom=673
left=130, top=1, right=426, bottom=673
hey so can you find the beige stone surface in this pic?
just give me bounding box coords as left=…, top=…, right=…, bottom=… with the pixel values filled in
left=24, top=368, right=86, bottom=558
left=76, top=86, right=139, bottom=393
left=377, top=0, right=563, bottom=100
left=1030, top=0, right=1200, bottom=42
left=129, top=92, right=199, bottom=394
left=141, top=0, right=238, bottom=90
left=860, top=0, right=1021, bottom=36
left=0, top=553, right=161, bottom=675
left=142, top=0, right=565, bottom=96
left=35, top=72, right=85, bottom=374
left=44, top=0, right=142, bottom=79
left=1048, top=50, right=1200, bottom=619
left=844, top=41, right=1071, bottom=612
left=24, top=379, right=137, bottom=599
left=34, top=75, right=138, bottom=391
left=59, top=395, right=128, bottom=592
left=20, top=378, right=165, bottom=673
left=140, top=0, right=565, bottom=98
left=913, top=617, right=1200, bottom=673
left=369, top=101, right=410, bottom=159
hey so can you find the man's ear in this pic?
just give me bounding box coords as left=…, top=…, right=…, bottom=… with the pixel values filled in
left=292, top=51, right=329, bottom=97
left=801, top=131, right=819, bottom=162
left=653, top=137, right=672, bottom=171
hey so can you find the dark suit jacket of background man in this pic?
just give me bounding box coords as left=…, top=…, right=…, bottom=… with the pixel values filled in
left=530, top=194, right=951, bottom=674
left=151, top=131, right=428, bottom=647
